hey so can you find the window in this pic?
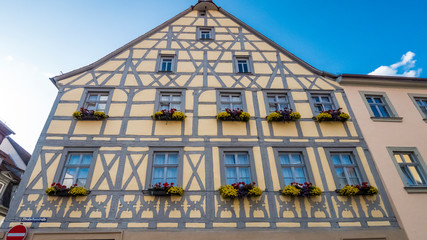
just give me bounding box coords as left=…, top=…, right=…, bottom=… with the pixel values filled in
left=198, top=10, right=206, bottom=17
left=311, top=94, right=334, bottom=112
left=200, top=28, right=213, bottom=40
left=365, top=95, right=391, bottom=118
left=331, top=153, right=362, bottom=187
left=267, top=93, right=290, bottom=113
left=414, top=97, right=427, bottom=116
left=279, top=153, right=308, bottom=185
left=159, top=92, right=182, bottom=111
left=159, top=55, right=174, bottom=72
left=224, top=152, right=251, bottom=185
left=220, top=93, right=242, bottom=111
left=61, top=153, right=93, bottom=187
left=393, top=152, right=427, bottom=186
left=84, top=92, right=109, bottom=112
left=151, top=152, right=179, bottom=185
left=236, top=57, right=251, bottom=73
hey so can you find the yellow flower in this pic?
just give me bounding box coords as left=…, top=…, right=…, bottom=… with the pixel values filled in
left=68, top=187, right=89, bottom=196
left=172, top=111, right=186, bottom=121
left=218, top=185, right=238, bottom=199
left=266, top=112, right=281, bottom=122
left=239, top=112, right=251, bottom=122
left=248, top=186, right=263, bottom=197
left=310, top=186, right=322, bottom=196
left=339, top=185, right=359, bottom=196
left=72, top=111, right=82, bottom=118
left=290, top=112, right=301, bottom=120
left=167, top=186, right=184, bottom=196
left=339, top=112, right=350, bottom=121
left=153, top=111, right=164, bottom=119
left=281, top=185, right=301, bottom=197
left=45, top=187, right=56, bottom=195
left=94, top=111, right=108, bottom=119
left=216, top=112, right=231, bottom=120
left=368, top=186, right=378, bottom=195
left=315, top=112, right=332, bottom=122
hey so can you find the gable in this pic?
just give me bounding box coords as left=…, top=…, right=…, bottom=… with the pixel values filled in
left=53, top=6, right=338, bottom=91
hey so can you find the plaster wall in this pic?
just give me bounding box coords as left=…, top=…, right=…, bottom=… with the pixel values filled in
left=341, top=81, right=427, bottom=240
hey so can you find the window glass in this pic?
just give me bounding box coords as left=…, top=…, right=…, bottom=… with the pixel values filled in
left=160, top=56, right=174, bottom=72
left=159, top=93, right=182, bottom=111
left=224, top=152, right=251, bottom=185
left=279, top=152, right=308, bottom=186
left=61, top=153, right=93, bottom=187
left=267, top=94, right=290, bottom=112
left=394, top=152, right=427, bottom=186
left=220, top=93, right=242, bottom=111
left=236, top=58, right=250, bottom=73
left=415, top=98, right=427, bottom=116
left=365, top=95, right=391, bottom=117
left=84, top=93, right=109, bottom=112
left=152, top=152, right=179, bottom=185
left=331, top=152, right=362, bottom=187
left=311, top=94, right=334, bottom=112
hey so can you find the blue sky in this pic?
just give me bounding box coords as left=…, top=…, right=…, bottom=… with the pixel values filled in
left=0, top=0, right=426, bottom=151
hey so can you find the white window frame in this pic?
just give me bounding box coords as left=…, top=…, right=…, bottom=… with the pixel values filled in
left=220, top=92, right=243, bottom=111
left=84, top=92, right=109, bottom=112
left=331, top=152, right=362, bottom=187
left=267, top=93, right=290, bottom=113
left=159, top=92, right=182, bottom=111
left=311, top=94, right=334, bottom=113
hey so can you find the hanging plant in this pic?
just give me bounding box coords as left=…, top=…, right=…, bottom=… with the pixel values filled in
left=336, top=182, right=378, bottom=197
left=143, top=182, right=184, bottom=196
left=45, top=183, right=90, bottom=196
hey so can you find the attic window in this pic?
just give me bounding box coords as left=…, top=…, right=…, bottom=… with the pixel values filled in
left=197, top=27, right=214, bottom=40
left=199, top=11, right=206, bottom=17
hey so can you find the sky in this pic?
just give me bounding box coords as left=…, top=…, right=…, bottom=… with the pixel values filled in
left=0, top=0, right=426, bottom=153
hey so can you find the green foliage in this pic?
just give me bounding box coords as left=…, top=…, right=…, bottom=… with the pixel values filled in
left=218, top=185, right=238, bottom=199
left=216, top=111, right=231, bottom=120
left=339, top=112, right=350, bottom=121
left=310, top=186, right=322, bottom=196
left=153, top=111, right=165, bottom=119
left=72, top=111, right=82, bottom=118
left=68, top=186, right=89, bottom=196
left=94, top=111, right=108, bottom=119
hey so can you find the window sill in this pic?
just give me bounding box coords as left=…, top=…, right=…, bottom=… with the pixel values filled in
left=198, top=39, right=215, bottom=41
left=157, top=71, right=174, bottom=74
left=370, top=117, right=403, bottom=122
left=423, top=118, right=427, bottom=123
left=236, top=72, right=254, bottom=75
left=404, top=186, right=427, bottom=193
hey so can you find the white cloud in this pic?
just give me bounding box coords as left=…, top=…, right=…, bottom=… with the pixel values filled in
left=369, top=51, right=422, bottom=77
left=4, top=55, right=13, bottom=61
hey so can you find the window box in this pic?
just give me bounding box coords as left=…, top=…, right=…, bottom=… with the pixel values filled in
left=335, top=182, right=378, bottom=197
left=267, top=109, right=301, bottom=122
left=314, top=108, right=349, bottom=122
left=73, top=107, right=109, bottom=120
left=218, top=182, right=262, bottom=199
left=143, top=183, right=184, bottom=196
left=281, top=182, right=321, bottom=197
left=217, top=108, right=250, bottom=122
left=152, top=109, right=186, bottom=121
left=45, top=183, right=90, bottom=197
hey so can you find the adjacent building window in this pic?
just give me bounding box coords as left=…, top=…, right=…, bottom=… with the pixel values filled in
left=365, top=95, right=391, bottom=118
left=159, top=55, right=174, bottom=72
left=267, top=93, right=290, bottom=113
left=61, top=153, right=93, bottom=187
left=220, top=93, right=242, bottom=111
left=414, top=97, right=427, bottom=116
left=224, top=152, right=251, bottom=185
left=312, top=94, right=334, bottom=112
left=279, top=152, right=308, bottom=185
left=151, top=152, right=179, bottom=185
left=393, top=152, right=427, bottom=186
left=84, top=92, right=109, bottom=112
left=159, top=92, right=182, bottom=111
left=235, top=57, right=251, bottom=73
left=331, top=152, right=362, bottom=187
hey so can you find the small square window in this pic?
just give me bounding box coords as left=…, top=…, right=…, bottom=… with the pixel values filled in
left=84, top=92, right=109, bottom=112
left=267, top=93, right=290, bottom=113
left=159, top=55, right=175, bottom=72
left=198, top=11, right=206, bottom=17
left=236, top=57, right=250, bottom=73
left=331, top=152, right=362, bottom=187
left=151, top=152, right=179, bottom=186
left=279, top=152, right=308, bottom=185
left=311, top=94, right=334, bottom=112
left=224, top=152, right=251, bottom=185
left=220, top=93, right=242, bottom=111
left=61, top=152, right=93, bottom=187
left=159, top=92, right=182, bottom=111
left=365, top=95, right=391, bottom=118
left=393, top=152, right=427, bottom=186
left=197, top=27, right=214, bottom=40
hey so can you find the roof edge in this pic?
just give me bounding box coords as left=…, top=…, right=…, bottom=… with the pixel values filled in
left=218, top=8, right=338, bottom=79
left=51, top=6, right=194, bottom=83
left=340, top=73, right=427, bottom=87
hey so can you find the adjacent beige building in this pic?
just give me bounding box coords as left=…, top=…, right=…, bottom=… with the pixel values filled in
left=340, top=74, right=427, bottom=240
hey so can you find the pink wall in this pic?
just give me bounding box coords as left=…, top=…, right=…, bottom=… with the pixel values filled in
left=342, top=81, right=427, bottom=240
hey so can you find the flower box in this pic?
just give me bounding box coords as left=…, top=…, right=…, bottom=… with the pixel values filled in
left=217, top=108, right=250, bottom=122
left=281, top=182, right=321, bottom=197
left=218, top=182, right=262, bottom=199
left=73, top=107, right=109, bottom=120
left=336, top=182, right=378, bottom=197
left=152, top=109, right=186, bottom=121
left=143, top=182, right=184, bottom=196
left=46, top=183, right=90, bottom=197
left=267, top=109, right=301, bottom=122
left=314, top=108, right=350, bottom=122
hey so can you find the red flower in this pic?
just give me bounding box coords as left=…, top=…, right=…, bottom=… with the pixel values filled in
left=51, top=183, right=55, bottom=186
